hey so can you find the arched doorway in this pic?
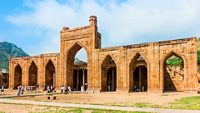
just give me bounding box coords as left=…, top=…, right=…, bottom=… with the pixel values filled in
left=28, top=61, right=38, bottom=86
left=129, top=53, right=148, bottom=92
left=73, top=49, right=88, bottom=91
left=14, top=64, right=22, bottom=89
left=101, top=55, right=117, bottom=92
left=163, top=52, right=184, bottom=92
left=45, top=60, right=55, bottom=89
left=66, top=43, right=88, bottom=91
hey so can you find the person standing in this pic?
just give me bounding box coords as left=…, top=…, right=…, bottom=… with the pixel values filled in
left=21, top=86, right=24, bottom=95
left=68, top=86, right=71, bottom=94
left=63, top=86, right=67, bottom=93
left=17, top=85, right=21, bottom=96
left=47, top=85, right=50, bottom=93
left=81, top=85, right=84, bottom=92
left=1, top=85, right=4, bottom=92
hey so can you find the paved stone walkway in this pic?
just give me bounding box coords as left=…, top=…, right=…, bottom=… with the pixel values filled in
left=0, top=93, right=46, bottom=98
left=0, top=98, right=200, bottom=113
left=0, top=92, right=62, bottom=98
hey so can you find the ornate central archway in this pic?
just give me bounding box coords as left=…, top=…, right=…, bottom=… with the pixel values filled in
left=66, top=42, right=89, bottom=90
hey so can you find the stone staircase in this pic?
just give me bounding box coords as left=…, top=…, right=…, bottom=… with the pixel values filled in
left=165, top=66, right=184, bottom=91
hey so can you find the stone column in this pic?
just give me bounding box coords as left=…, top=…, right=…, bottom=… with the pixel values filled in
left=82, top=69, right=85, bottom=91
left=76, top=69, right=79, bottom=90
left=139, top=67, right=142, bottom=91
left=53, top=73, right=56, bottom=87
left=111, top=67, right=115, bottom=91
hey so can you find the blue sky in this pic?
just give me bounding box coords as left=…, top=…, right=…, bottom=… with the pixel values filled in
left=0, top=0, right=200, bottom=61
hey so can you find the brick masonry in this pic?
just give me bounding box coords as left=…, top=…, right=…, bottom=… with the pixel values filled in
left=9, top=16, right=198, bottom=93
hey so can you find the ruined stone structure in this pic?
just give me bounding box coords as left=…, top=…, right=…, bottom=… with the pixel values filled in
left=0, top=68, right=9, bottom=88
left=9, top=16, right=198, bottom=93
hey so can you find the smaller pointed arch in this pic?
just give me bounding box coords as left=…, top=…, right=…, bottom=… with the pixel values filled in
left=101, top=55, right=117, bottom=92
left=28, top=61, right=38, bottom=86
left=164, top=51, right=185, bottom=65
left=45, top=60, right=56, bottom=89
left=129, top=53, right=147, bottom=68
left=14, top=64, right=22, bottom=89
left=163, top=51, right=185, bottom=92
left=129, top=53, right=148, bottom=92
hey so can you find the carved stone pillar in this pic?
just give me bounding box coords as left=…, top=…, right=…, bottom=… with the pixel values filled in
left=111, top=67, right=115, bottom=91
left=139, top=67, right=142, bottom=91
left=76, top=69, right=79, bottom=90
left=82, top=69, right=85, bottom=91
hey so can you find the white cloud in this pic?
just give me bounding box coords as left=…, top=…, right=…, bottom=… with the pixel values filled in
left=6, top=0, right=200, bottom=58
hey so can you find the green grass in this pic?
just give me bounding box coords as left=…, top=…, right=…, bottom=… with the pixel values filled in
left=31, top=108, right=150, bottom=113
left=168, top=96, right=200, bottom=110
left=133, top=96, right=200, bottom=110
left=133, top=103, right=160, bottom=108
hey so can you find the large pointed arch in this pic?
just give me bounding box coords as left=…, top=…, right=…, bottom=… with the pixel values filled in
left=14, top=64, right=22, bottom=89
left=66, top=42, right=89, bottom=90
left=45, top=60, right=56, bottom=89
left=101, top=55, right=117, bottom=92
left=28, top=61, right=38, bottom=86
left=129, top=53, right=148, bottom=92
left=162, top=51, right=186, bottom=92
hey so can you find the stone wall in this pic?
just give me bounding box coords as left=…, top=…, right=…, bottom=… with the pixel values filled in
left=9, top=16, right=199, bottom=93
left=9, top=53, right=60, bottom=90
left=0, top=72, right=8, bottom=88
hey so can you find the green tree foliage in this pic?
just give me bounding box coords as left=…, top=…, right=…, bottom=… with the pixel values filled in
left=197, top=38, right=200, bottom=64
left=0, top=41, right=29, bottom=70
left=166, top=55, right=183, bottom=66
left=198, top=51, right=200, bottom=64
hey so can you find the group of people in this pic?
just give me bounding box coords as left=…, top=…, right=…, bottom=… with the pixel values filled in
left=17, top=85, right=40, bottom=96
left=60, top=85, right=87, bottom=94
left=15, top=84, right=90, bottom=96
left=133, top=86, right=145, bottom=92
left=17, top=85, right=24, bottom=96
left=60, top=86, right=71, bottom=93
left=47, top=85, right=54, bottom=93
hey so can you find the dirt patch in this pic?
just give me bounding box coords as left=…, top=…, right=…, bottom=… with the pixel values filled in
left=12, top=91, right=199, bottom=106
left=0, top=103, right=73, bottom=113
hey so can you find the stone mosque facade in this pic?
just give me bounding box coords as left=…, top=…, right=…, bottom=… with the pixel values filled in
left=9, top=16, right=198, bottom=93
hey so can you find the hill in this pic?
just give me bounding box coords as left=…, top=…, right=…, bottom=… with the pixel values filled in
left=0, top=42, right=29, bottom=70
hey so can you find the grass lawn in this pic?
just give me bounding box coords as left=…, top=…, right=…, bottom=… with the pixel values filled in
left=133, top=103, right=161, bottom=108
left=168, top=96, right=200, bottom=110
left=133, top=96, right=200, bottom=110
left=30, top=108, right=150, bottom=113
